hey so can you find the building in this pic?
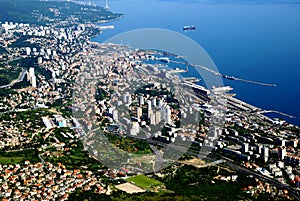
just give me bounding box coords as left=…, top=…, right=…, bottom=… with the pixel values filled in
left=26, top=47, right=31, bottom=55
left=155, top=110, right=161, bottom=124
left=122, top=93, right=132, bottom=106
left=38, top=57, right=43, bottom=64
left=222, top=148, right=250, bottom=161
left=242, top=143, right=249, bottom=153
left=256, top=144, right=263, bottom=154
left=30, top=75, right=36, bottom=88
left=138, top=95, right=144, bottom=106
left=130, top=122, right=140, bottom=136
left=152, top=98, right=157, bottom=107
left=113, top=110, right=118, bottom=122
left=137, top=107, right=142, bottom=122
left=278, top=146, right=287, bottom=161
left=150, top=113, right=156, bottom=125
left=262, top=146, right=269, bottom=162
left=29, top=67, right=35, bottom=78
left=285, top=156, right=300, bottom=166
left=42, top=117, right=53, bottom=130
left=54, top=115, right=67, bottom=127
left=262, top=146, right=269, bottom=157
left=166, top=106, right=172, bottom=124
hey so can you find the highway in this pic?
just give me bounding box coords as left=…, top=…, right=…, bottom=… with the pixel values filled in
left=147, top=138, right=300, bottom=200
left=150, top=145, right=164, bottom=172
left=221, top=158, right=300, bottom=200
left=77, top=121, right=300, bottom=199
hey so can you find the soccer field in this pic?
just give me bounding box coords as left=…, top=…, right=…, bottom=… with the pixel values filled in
left=126, top=175, right=163, bottom=190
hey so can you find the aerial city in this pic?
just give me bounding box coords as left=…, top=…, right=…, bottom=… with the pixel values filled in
left=0, top=0, right=299, bottom=200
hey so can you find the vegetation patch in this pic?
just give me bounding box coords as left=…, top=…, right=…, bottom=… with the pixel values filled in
left=0, top=66, right=21, bottom=86
left=0, top=156, right=24, bottom=164
left=0, top=149, right=39, bottom=164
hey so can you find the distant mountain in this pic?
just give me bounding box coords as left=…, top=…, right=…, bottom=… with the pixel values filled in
left=0, top=0, right=122, bottom=25
left=157, top=0, right=300, bottom=5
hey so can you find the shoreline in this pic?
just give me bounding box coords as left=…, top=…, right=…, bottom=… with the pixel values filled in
left=88, top=14, right=299, bottom=127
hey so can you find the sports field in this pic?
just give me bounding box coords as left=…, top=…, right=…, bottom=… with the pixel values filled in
left=126, top=175, right=163, bottom=190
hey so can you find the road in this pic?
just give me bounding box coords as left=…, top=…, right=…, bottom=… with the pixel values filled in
left=218, top=156, right=300, bottom=200
left=38, top=154, right=45, bottom=165
left=150, top=145, right=164, bottom=172
left=147, top=138, right=300, bottom=200
left=78, top=126, right=300, bottom=199
left=0, top=67, right=26, bottom=89
left=0, top=56, right=22, bottom=65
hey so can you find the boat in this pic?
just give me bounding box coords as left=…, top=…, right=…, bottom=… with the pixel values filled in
left=183, top=26, right=196, bottom=31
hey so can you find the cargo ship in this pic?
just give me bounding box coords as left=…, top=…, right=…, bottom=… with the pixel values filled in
left=183, top=25, right=196, bottom=31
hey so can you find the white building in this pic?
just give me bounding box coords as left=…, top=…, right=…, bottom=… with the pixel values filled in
left=138, top=95, right=144, bottom=106
left=242, top=143, right=249, bottom=153
left=130, top=122, right=140, bottom=136
left=42, top=117, right=53, bottom=130
left=137, top=107, right=143, bottom=122
left=31, top=75, right=37, bottom=88
left=278, top=146, right=287, bottom=161
left=113, top=110, right=118, bottom=122
left=29, top=67, right=35, bottom=78
left=155, top=111, right=161, bottom=124
left=166, top=106, right=172, bottom=124
left=147, top=100, right=152, bottom=111
left=26, top=47, right=31, bottom=55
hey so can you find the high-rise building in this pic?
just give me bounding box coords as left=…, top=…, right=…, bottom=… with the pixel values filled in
left=113, top=110, right=118, bottom=122
left=277, top=138, right=286, bottom=146
left=26, top=47, right=31, bottom=56
left=155, top=111, right=161, bottom=124
left=38, top=57, right=43, bottom=64
left=26, top=70, right=30, bottom=82
left=263, top=146, right=269, bottom=157
left=160, top=105, right=166, bottom=121
left=137, top=107, right=142, bottom=122
left=147, top=100, right=152, bottom=111
left=278, top=146, right=287, bottom=161
left=150, top=113, right=156, bottom=125
left=157, top=98, right=162, bottom=108
left=46, top=48, right=51, bottom=56
left=130, top=122, right=139, bottom=136
left=290, top=139, right=298, bottom=148
left=152, top=98, right=157, bottom=107
left=242, top=143, right=249, bottom=153
left=29, top=67, right=35, bottom=78
left=31, top=76, right=36, bottom=88
left=166, top=106, right=172, bottom=124
left=138, top=95, right=144, bottom=106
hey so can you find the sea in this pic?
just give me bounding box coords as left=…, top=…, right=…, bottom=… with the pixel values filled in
left=92, top=0, right=300, bottom=126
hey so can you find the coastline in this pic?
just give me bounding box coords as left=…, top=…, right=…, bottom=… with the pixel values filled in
left=90, top=26, right=299, bottom=127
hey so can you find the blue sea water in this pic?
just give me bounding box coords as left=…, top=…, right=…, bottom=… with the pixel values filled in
left=93, top=0, right=300, bottom=126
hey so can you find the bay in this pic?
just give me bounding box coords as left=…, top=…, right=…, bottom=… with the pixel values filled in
left=92, top=0, right=300, bottom=126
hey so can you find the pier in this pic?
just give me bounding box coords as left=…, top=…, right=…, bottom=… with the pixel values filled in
left=167, top=58, right=277, bottom=87
left=258, top=110, right=295, bottom=119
